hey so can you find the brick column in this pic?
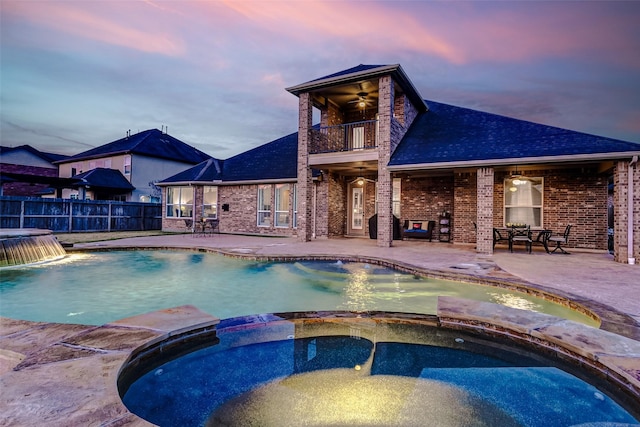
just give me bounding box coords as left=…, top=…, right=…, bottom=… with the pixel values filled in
left=376, top=75, right=394, bottom=247
left=476, top=167, right=494, bottom=254
left=297, top=93, right=313, bottom=242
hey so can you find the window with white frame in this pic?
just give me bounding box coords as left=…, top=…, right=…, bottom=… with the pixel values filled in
left=124, top=155, right=131, bottom=175
left=292, top=184, right=297, bottom=228
left=203, top=186, right=218, bottom=219
left=166, top=186, right=193, bottom=218
left=392, top=178, right=401, bottom=218
left=504, top=177, right=543, bottom=227
left=257, top=184, right=272, bottom=226
left=275, top=184, right=290, bottom=227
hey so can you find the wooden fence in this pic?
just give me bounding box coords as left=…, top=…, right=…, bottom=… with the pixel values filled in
left=0, top=196, right=162, bottom=232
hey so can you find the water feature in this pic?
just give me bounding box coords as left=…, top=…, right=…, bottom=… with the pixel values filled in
left=120, top=315, right=639, bottom=426
left=0, top=250, right=598, bottom=326
left=0, top=228, right=66, bottom=267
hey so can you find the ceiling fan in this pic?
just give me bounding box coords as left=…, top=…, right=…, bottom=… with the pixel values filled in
left=348, top=91, right=371, bottom=108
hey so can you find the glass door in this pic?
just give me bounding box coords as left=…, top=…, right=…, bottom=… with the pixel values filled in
left=351, top=187, right=364, bottom=230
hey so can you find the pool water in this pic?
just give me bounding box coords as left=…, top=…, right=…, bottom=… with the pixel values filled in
left=0, top=250, right=597, bottom=326
left=121, top=318, right=639, bottom=426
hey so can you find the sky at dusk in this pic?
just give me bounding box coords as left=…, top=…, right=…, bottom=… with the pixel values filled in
left=1, top=1, right=639, bottom=159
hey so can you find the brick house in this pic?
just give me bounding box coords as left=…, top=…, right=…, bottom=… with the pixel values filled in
left=159, top=64, right=640, bottom=264
left=0, top=145, right=67, bottom=197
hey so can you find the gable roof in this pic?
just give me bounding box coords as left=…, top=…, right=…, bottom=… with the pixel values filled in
left=56, top=129, right=211, bottom=165
left=389, top=100, right=640, bottom=170
left=0, top=145, right=68, bottom=164
left=159, top=158, right=223, bottom=184
left=159, top=131, right=301, bottom=185
left=286, top=64, right=427, bottom=112
left=221, top=131, right=298, bottom=181
left=72, top=168, right=135, bottom=191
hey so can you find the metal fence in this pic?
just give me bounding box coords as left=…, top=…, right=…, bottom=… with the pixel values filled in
left=310, top=120, right=378, bottom=154
left=0, top=196, right=162, bottom=232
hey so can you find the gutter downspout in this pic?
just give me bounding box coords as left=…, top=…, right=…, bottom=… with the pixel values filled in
left=629, top=156, right=638, bottom=264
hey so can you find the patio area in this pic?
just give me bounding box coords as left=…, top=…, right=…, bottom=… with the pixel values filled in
left=1, top=233, right=638, bottom=426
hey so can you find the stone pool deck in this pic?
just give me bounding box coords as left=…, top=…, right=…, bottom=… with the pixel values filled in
left=1, top=234, right=639, bottom=426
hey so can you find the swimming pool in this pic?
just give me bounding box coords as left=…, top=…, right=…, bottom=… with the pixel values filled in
left=0, top=250, right=598, bottom=326
left=120, top=315, right=639, bottom=426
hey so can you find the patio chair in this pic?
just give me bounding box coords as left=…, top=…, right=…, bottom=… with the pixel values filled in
left=509, top=225, right=532, bottom=253
left=493, top=228, right=508, bottom=249
left=205, top=219, right=220, bottom=235
left=548, top=225, right=572, bottom=254
left=533, top=230, right=552, bottom=253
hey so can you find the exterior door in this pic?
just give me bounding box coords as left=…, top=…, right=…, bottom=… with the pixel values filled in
left=350, top=186, right=364, bottom=234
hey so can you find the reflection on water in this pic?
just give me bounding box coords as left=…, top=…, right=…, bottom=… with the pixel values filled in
left=0, top=251, right=599, bottom=327
left=341, top=269, right=374, bottom=312
left=489, top=292, right=540, bottom=311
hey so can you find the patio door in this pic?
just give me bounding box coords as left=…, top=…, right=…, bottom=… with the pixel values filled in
left=350, top=186, right=364, bottom=234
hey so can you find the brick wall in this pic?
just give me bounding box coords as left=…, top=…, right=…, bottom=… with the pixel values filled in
left=1, top=164, right=58, bottom=197
left=327, top=172, right=346, bottom=236
left=399, top=175, right=454, bottom=241
left=493, top=167, right=608, bottom=250
left=454, top=172, right=478, bottom=244
left=161, top=184, right=298, bottom=236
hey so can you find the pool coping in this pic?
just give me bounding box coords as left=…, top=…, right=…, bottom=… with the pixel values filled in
left=2, top=302, right=639, bottom=426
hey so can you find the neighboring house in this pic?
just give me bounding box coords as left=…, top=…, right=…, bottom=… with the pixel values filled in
left=55, top=129, right=211, bottom=202
left=0, top=145, right=68, bottom=197
left=159, top=64, right=640, bottom=264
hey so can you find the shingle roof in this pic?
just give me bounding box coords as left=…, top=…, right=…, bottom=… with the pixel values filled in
left=389, top=100, right=640, bottom=167
left=57, top=129, right=211, bottom=164
left=222, top=132, right=298, bottom=181
left=307, top=64, right=388, bottom=83
left=0, top=145, right=68, bottom=163
left=159, top=131, right=309, bottom=184
left=73, top=168, right=135, bottom=191
left=160, top=158, right=223, bottom=183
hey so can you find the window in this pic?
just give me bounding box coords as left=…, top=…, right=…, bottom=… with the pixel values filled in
left=166, top=186, right=193, bottom=218
left=124, top=155, right=131, bottom=175
left=275, top=184, right=290, bottom=227
left=257, top=184, right=272, bottom=226
left=104, top=159, right=112, bottom=168
left=203, top=186, right=218, bottom=219
left=392, top=178, right=401, bottom=217
left=292, top=184, right=297, bottom=228
left=504, top=177, right=543, bottom=227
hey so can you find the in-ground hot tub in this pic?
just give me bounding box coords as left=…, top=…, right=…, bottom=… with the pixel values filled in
left=118, top=312, right=639, bottom=427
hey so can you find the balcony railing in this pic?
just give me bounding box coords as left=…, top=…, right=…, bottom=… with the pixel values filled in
left=310, top=120, right=378, bottom=154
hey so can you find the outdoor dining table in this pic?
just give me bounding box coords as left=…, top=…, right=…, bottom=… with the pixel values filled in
left=494, top=227, right=553, bottom=253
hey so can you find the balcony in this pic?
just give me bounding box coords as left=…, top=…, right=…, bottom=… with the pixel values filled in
left=310, top=120, right=378, bottom=154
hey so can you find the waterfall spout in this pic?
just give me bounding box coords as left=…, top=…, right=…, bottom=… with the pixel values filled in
left=0, top=229, right=67, bottom=267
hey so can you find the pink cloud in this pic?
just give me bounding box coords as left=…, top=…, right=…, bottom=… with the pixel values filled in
left=3, top=1, right=185, bottom=55
left=219, top=1, right=466, bottom=64
left=217, top=1, right=638, bottom=68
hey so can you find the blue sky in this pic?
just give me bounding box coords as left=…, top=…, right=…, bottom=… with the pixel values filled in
left=1, top=1, right=639, bottom=159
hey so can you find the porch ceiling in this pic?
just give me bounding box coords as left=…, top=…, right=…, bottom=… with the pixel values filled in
left=311, top=158, right=379, bottom=176
left=309, top=80, right=380, bottom=112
